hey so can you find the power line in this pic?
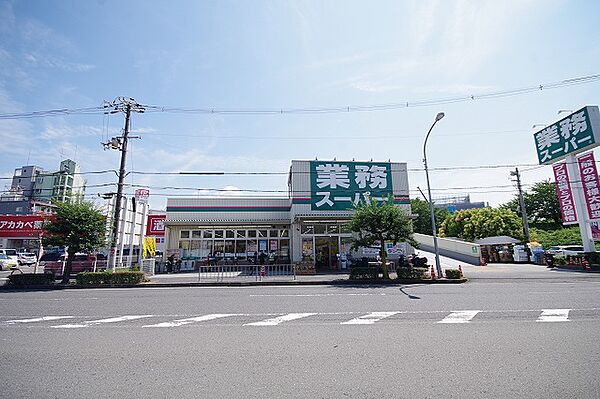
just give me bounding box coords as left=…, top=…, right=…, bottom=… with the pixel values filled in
left=1, top=73, right=599, bottom=120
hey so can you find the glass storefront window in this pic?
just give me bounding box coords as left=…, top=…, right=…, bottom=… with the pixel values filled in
left=237, top=230, right=246, bottom=238
left=190, top=240, right=201, bottom=257
left=248, top=230, right=257, bottom=238
left=258, top=230, right=267, bottom=238
left=235, top=241, right=247, bottom=259
left=201, top=240, right=213, bottom=259
left=314, top=224, right=326, bottom=234
left=269, top=229, right=278, bottom=238
left=180, top=231, right=190, bottom=239
left=302, top=238, right=314, bottom=261
left=214, top=230, right=224, bottom=239
left=178, top=240, right=190, bottom=249
left=301, top=224, right=313, bottom=234
left=247, top=240, right=258, bottom=255
left=203, top=230, right=213, bottom=239
left=224, top=240, right=235, bottom=256
left=192, top=230, right=201, bottom=239
left=226, top=230, right=235, bottom=238
left=326, top=224, right=340, bottom=234
left=214, top=241, right=224, bottom=256
left=279, top=229, right=289, bottom=237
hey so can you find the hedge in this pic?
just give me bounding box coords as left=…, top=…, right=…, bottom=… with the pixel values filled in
left=349, top=267, right=380, bottom=280
left=396, top=267, right=429, bottom=280
left=445, top=269, right=462, bottom=279
left=76, top=271, right=145, bottom=286
left=8, top=273, right=55, bottom=286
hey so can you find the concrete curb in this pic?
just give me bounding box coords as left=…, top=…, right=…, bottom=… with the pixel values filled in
left=0, top=278, right=468, bottom=290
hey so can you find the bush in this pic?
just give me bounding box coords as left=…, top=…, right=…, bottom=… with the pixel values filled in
left=584, top=252, right=600, bottom=266
left=8, top=273, right=55, bottom=286
left=349, top=267, right=380, bottom=280
left=553, top=255, right=568, bottom=266
left=396, top=267, right=428, bottom=280
left=76, top=271, right=144, bottom=286
left=445, top=269, right=462, bottom=279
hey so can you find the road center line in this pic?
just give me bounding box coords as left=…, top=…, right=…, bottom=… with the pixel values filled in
left=438, top=311, right=480, bottom=324
left=244, top=313, right=317, bottom=326
left=341, top=312, right=401, bottom=325
left=52, top=315, right=153, bottom=329
left=537, top=309, right=570, bottom=322
left=144, top=314, right=240, bottom=328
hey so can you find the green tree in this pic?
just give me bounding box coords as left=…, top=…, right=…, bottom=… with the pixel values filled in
left=529, top=226, right=582, bottom=248
left=439, top=207, right=523, bottom=241
left=348, top=198, right=416, bottom=279
left=43, top=201, right=107, bottom=283
left=410, top=198, right=450, bottom=235
left=502, top=180, right=561, bottom=229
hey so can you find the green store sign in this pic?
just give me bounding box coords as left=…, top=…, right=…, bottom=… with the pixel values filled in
left=309, top=161, right=393, bottom=210
left=534, top=106, right=600, bottom=165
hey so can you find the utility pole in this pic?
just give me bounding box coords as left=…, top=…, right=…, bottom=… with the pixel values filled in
left=510, top=168, right=530, bottom=243
left=102, top=97, right=145, bottom=270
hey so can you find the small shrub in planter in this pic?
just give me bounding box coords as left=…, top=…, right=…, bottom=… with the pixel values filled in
left=76, top=271, right=144, bottom=286
left=8, top=273, right=54, bottom=286
left=349, top=267, right=380, bottom=280
left=553, top=255, right=568, bottom=266
left=396, top=267, right=428, bottom=280
left=445, top=269, right=462, bottom=279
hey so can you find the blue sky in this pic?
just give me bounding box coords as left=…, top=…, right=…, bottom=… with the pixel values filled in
left=1, top=0, right=600, bottom=211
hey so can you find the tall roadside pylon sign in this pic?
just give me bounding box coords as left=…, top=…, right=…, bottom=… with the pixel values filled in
left=534, top=105, right=600, bottom=252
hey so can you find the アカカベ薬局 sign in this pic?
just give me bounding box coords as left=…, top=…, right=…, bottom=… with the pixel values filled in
left=310, top=161, right=393, bottom=210
left=534, top=106, right=600, bottom=165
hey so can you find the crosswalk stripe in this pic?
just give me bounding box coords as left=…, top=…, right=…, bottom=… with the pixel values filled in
left=143, top=314, right=239, bottom=328
left=341, top=312, right=400, bottom=325
left=537, top=309, right=570, bottom=322
left=438, top=311, right=480, bottom=324
left=6, top=316, right=75, bottom=324
left=244, top=313, right=317, bottom=326
left=52, top=315, right=153, bottom=329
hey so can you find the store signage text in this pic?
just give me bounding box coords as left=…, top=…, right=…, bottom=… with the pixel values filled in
left=534, top=106, right=600, bottom=165
left=309, top=161, right=393, bottom=210
left=552, top=163, right=578, bottom=225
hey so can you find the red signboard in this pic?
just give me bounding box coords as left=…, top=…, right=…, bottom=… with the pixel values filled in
left=577, top=152, right=600, bottom=221
left=553, top=163, right=578, bottom=225
left=0, top=215, right=49, bottom=237
left=146, top=215, right=165, bottom=236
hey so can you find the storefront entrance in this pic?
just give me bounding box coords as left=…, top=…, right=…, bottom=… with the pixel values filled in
left=315, top=236, right=339, bottom=272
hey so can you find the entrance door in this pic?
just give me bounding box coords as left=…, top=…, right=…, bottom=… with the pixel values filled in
left=314, top=236, right=339, bottom=272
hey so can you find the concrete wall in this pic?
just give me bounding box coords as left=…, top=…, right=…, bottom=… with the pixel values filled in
left=413, top=233, right=481, bottom=265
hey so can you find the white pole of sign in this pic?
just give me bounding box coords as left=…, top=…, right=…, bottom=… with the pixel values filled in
left=566, top=154, right=596, bottom=252
left=126, top=198, right=136, bottom=269
left=138, top=202, right=148, bottom=268
left=117, top=196, right=128, bottom=268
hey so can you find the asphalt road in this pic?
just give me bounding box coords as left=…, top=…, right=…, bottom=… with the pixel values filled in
left=1, top=274, right=600, bottom=398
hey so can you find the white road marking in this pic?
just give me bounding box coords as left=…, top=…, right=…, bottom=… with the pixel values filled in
left=249, top=293, right=386, bottom=297
left=244, top=313, right=317, bottom=326
left=537, top=309, right=571, bottom=322
left=143, top=314, right=240, bottom=328
left=6, top=316, right=75, bottom=324
left=52, top=315, right=153, bottom=329
left=438, top=311, right=480, bottom=324
left=341, top=312, right=400, bottom=325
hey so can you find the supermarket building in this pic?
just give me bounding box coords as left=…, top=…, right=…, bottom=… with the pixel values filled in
left=164, top=160, right=410, bottom=272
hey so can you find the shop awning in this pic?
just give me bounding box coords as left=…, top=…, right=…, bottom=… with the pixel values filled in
left=474, top=236, right=521, bottom=246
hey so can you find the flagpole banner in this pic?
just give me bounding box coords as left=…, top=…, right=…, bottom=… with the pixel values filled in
left=577, top=152, right=600, bottom=221
left=553, top=162, right=578, bottom=225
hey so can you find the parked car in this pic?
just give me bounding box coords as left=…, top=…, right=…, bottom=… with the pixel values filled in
left=18, top=252, right=37, bottom=266
left=545, top=245, right=585, bottom=256
left=0, top=249, right=19, bottom=268
left=0, top=254, right=16, bottom=270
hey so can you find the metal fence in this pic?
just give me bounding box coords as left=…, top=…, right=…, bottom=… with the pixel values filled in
left=197, top=263, right=296, bottom=282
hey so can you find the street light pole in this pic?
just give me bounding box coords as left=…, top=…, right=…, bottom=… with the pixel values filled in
left=423, top=112, right=445, bottom=278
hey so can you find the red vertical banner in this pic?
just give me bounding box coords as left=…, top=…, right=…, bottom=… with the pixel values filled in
left=553, top=163, right=578, bottom=225
left=577, top=152, right=600, bottom=221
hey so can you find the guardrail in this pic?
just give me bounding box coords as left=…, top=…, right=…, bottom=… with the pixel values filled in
left=197, top=263, right=296, bottom=282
